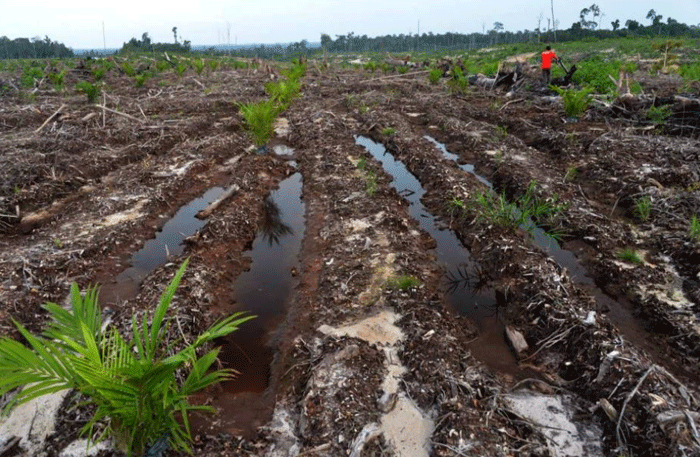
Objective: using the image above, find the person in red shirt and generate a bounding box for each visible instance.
[541,45,558,84]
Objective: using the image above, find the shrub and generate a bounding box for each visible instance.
[239,100,280,147]
[0,260,253,456]
[207,59,219,71]
[551,86,593,118]
[76,81,100,103]
[397,65,409,74]
[156,60,170,73]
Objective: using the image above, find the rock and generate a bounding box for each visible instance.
[0,390,68,456]
[505,325,529,356]
[59,439,111,457]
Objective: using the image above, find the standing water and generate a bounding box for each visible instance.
[355,136,521,376]
[202,172,305,437]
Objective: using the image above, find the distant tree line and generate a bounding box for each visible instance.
[0,36,73,59]
[119,32,191,54]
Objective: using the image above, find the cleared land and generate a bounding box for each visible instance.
[1,45,700,456]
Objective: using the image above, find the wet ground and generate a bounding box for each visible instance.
[1,59,700,456]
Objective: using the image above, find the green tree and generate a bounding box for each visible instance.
[172,26,178,44]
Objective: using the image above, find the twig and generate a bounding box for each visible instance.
[616,365,655,448]
[97,105,146,124]
[360,70,430,83]
[35,104,65,133]
[196,184,240,219]
[102,91,106,128]
[499,98,524,111]
[192,78,206,89]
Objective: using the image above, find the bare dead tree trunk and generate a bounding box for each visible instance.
[551,0,557,42]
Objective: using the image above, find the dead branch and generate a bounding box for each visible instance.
[97,105,146,124]
[196,184,240,219]
[35,104,65,134]
[360,70,430,84]
[616,365,655,448]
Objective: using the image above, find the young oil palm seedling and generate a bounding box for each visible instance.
[689,215,700,242]
[0,259,253,456]
[551,86,594,118]
[239,99,280,147]
[634,196,652,222]
[76,81,101,103]
[265,78,301,108]
[428,68,443,85]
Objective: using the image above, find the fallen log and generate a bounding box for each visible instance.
[196,184,240,219]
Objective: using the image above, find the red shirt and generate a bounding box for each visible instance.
[541,50,557,69]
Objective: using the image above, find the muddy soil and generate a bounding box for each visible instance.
[1,61,700,456]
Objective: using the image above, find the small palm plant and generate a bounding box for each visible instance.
[551,86,594,118]
[0,260,253,456]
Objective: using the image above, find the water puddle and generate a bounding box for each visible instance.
[425,136,691,378]
[101,187,225,304]
[211,172,305,436]
[354,136,522,377]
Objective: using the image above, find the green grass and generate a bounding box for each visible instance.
[472,181,564,236]
[381,127,396,136]
[175,63,187,77]
[633,196,652,222]
[0,260,253,456]
[689,215,700,242]
[386,275,421,290]
[239,100,280,147]
[551,86,594,117]
[617,248,642,264]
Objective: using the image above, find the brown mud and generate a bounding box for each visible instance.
[1,61,700,456]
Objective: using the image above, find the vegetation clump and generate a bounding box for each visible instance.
[76,81,101,103]
[0,260,253,456]
[617,248,643,264]
[551,86,593,118]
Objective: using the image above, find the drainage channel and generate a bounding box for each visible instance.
[100,187,225,305]
[425,135,694,379]
[355,136,525,378]
[203,171,305,437]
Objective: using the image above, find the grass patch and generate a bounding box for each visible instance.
[617,248,642,264]
[381,127,396,136]
[471,181,564,237]
[647,105,672,125]
[386,275,421,290]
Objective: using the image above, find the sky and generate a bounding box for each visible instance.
[1,0,699,50]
